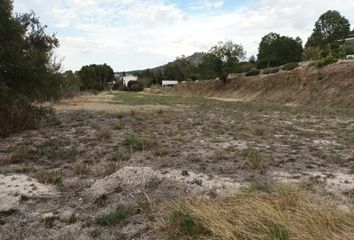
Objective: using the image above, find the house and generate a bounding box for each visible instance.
[345,30,354,44]
[122,75,138,86]
[162,80,178,87]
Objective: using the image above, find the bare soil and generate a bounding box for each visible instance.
[171,60,354,108]
[0,92,354,239]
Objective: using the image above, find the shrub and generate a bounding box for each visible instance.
[0,100,41,138]
[281,62,299,71]
[130,83,143,92]
[95,205,128,226]
[245,68,260,76]
[169,209,203,236]
[123,134,153,152]
[315,54,337,67]
[263,67,280,75]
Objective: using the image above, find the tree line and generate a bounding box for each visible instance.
[136,10,353,85]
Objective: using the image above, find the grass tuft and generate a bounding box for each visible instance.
[95,204,128,226]
[161,184,354,240]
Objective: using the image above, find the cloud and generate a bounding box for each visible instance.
[189,0,224,10]
[13,0,354,71]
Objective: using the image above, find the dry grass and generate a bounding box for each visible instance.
[161,184,354,240]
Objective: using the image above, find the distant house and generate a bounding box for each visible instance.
[345,30,354,44]
[122,75,138,86]
[162,80,178,87]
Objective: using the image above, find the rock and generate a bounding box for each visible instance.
[59,210,76,224]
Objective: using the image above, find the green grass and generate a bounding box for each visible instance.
[169,209,204,236]
[95,205,128,226]
[123,134,153,152]
[112,92,354,118]
[246,148,264,170]
[37,138,78,160]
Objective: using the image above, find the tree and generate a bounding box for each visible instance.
[303,46,323,61]
[306,10,350,56]
[163,56,194,82]
[0,0,63,137]
[77,64,114,91]
[208,41,246,82]
[257,33,303,68]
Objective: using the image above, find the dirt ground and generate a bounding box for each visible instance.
[1,91,354,240]
[171,60,354,108]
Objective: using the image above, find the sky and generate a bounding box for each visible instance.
[13,0,354,72]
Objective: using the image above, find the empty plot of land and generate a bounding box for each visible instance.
[0,92,354,239]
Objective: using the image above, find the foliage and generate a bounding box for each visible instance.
[77,64,114,91]
[61,71,80,98]
[95,205,128,226]
[208,41,246,82]
[303,46,323,61]
[0,1,64,137]
[169,209,204,236]
[164,56,195,82]
[306,10,350,57]
[245,68,260,76]
[315,54,337,67]
[281,62,299,71]
[257,32,303,68]
[263,67,280,75]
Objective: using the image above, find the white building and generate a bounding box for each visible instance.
[162,80,178,87]
[122,75,138,86]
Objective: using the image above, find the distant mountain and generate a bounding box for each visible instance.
[126,52,207,74]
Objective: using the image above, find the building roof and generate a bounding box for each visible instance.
[347,30,354,39]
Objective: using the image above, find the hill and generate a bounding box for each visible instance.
[170,61,354,108]
[127,52,206,74]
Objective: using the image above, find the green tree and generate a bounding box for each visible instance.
[163,56,194,82]
[0,0,63,137]
[208,41,246,82]
[306,10,350,56]
[78,64,114,91]
[257,33,303,68]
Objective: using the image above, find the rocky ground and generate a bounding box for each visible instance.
[1,92,354,240]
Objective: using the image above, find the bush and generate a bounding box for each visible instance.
[263,67,280,75]
[245,68,261,76]
[315,54,337,67]
[130,83,143,92]
[95,205,128,226]
[281,62,299,71]
[0,99,41,138]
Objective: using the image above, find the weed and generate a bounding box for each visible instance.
[95,204,128,226]
[38,138,78,160]
[246,148,264,169]
[111,151,129,162]
[37,170,62,185]
[9,148,33,164]
[266,224,289,240]
[163,184,354,239]
[330,153,343,165]
[94,129,111,140]
[145,176,161,190]
[153,147,169,157]
[72,163,90,176]
[113,121,125,130]
[169,209,203,236]
[104,162,120,176]
[123,134,153,152]
[214,150,228,161]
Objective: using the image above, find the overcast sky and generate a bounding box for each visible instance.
[13,0,354,72]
